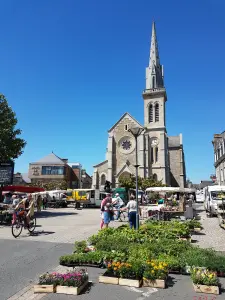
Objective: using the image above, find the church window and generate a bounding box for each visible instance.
[153,173,158,181]
[152,76,156,89]
[149,104,153,123]
[151,147,154,163]
[155,103,159,122]
[100,174,106,185]
[122,140,132,150]
[155,147,158,162]
[124,124,128,131]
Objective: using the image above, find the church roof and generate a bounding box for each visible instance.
[31,153,66,165]
[93,160,108,168]
[168,136,181,148]
[108,112,143,133]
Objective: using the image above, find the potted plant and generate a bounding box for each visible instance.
[191,267,220,295]
[118,262,143,287]
[99,261,120,285]
[143,260,168,288]
[56,269,89,295]
[34,273,57,293]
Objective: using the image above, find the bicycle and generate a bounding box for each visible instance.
[118,210,128,222]
[11,211,36,238]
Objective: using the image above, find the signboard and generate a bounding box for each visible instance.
[0,161,14,185]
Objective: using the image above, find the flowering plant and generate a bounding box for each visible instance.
[39,269,88,288]
[107,261,142,279]
[143,260,168,281]
[191,267,219,286]
[39,273,58,286]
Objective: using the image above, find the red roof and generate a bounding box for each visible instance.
[2,185,45,193]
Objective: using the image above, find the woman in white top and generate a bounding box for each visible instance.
[121,195,141,229]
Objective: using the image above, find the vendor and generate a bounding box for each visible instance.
[158,195,165,205]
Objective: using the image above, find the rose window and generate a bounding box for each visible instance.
[121,140,132,150]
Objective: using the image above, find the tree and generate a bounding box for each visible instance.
[31,180,68,191]
[0,94,26,161]
[118,174,167,190]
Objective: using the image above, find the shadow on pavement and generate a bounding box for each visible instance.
[36,211,78,218]
[81,282,94,295]
[29,230,55,236]
[167,276,176,288]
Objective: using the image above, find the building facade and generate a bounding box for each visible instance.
[212,132,225,185]
[92,22,186,189]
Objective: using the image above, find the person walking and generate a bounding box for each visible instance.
[101,194,113,228]
[37,195,42,212]
[121,195,140,229]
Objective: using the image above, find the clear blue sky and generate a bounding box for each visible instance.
[0,0,224,183]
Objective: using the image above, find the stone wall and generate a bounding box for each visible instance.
[169,148,181,187]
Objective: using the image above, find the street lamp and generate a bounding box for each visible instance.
[128,126,144,230]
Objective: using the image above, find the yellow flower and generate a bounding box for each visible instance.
[151,270,155,273]
[114,267,117,271]
[108,264,111,268]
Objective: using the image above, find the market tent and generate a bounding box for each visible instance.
[2,186,45,193]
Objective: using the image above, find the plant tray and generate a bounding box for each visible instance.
[119,278,142,288]
[99,273,119,285]
[194,228,202,232]
[179,237,191,242]
[60,262,101,268]
[34,284,56,293]
[56,280,89,295]
[143,279,166,289]
[193,283,219,294]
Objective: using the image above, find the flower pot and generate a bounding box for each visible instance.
[194,228,202,232]
[119,278,142,288]
[193,283,219,295]
[34,284,56,293]
[143,278,166,289]
[56,280,88,295]
[99,272,119,285]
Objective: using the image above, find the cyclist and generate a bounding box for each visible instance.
[15,194,35,227]
[112,193,124,220]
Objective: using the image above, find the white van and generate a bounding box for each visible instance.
[204,185,225,216]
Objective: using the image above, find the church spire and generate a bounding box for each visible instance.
[146,21,164,90]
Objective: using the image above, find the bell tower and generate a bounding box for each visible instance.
[143,22,169,185]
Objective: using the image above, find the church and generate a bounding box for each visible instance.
[92,22,186,190]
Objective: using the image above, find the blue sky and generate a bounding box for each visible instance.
[0,0,224,183]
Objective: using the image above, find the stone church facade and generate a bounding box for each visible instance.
[92,22,186,190]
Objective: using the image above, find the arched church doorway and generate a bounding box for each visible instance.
[153,173,158,181]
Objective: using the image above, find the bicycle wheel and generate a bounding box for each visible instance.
[120,212,128,222]
[28,217,36,233]
[12,220,23,238]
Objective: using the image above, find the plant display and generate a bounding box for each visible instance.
[191,268,219,286]
[38,269,88,288]
[60,251,103,266]
[107,261,143,279]
[143,260,168,281]
[39,273,58,286]
[54,269,88,287]
[59,220,225,277]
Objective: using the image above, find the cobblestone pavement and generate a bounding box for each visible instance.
[3,205,225,300]
[192,204,225,252]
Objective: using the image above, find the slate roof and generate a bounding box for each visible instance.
[31,153,66,165]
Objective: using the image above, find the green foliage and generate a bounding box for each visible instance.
[60,251,103,265]
[74,240,87,253]
[191,268,219,286]
[118,174,167,190]
[0,94,26,161]
[31,180,68,190]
